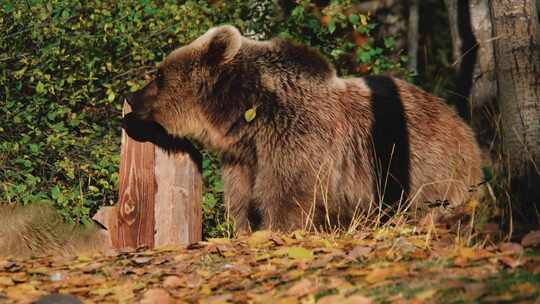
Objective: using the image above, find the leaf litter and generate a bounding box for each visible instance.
[1,227,540,303]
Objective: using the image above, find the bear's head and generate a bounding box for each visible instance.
[125,25,335,151]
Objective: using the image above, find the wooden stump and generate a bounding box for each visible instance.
[94,101,202,250]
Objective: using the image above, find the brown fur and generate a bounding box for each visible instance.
[0,204,112,258]
[125,25,483,232]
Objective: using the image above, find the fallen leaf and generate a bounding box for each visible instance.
[374,228,396,241]
[286,279,316,297]
[271,235,285,246]
[521,230,540,247]
[11,272,28,283]
[464,283,486,300]
[141,288,172,304]
[482,292,515,302]
[207,238,231,245]
[163,275,184,288]
[247,230,273,247]
[500,256,525,268]
[499,242,523,255]
[287,247,314,260]
[326,277,353,289]
[276,296,300,304]
[415,289,437,301]
[113,283,135,302]
[511,282,537,295]
[365,265,407,284]
[318,294,372,304]
[291,230,304,240]
[393,238,416,255]
[200,293,233,304]
[0,276,14,286]
[346,295,373,304]
[317,295,343,304]
[77,256,92,263]
[5,283,44,302]
[347,245,372,260]
[464,199,479,214]
[456,247,492,265]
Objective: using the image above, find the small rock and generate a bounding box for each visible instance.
[133,257,152,265]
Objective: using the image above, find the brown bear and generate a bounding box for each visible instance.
[124,25,484,232]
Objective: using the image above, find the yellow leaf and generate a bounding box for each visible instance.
[291,230,304,240]
[464,199,479,214]
[0,277,14,286]
[273,247,289,256]
[360,14,368,26]
[511,282,537,295]
[287,246,314,260]
[207,237,231,245]
[255,253,272,262]
[320,294,373,304]
[77,255,92,262]
[247,230,272,247]
[244,107,257,122]
[415,289,437,301]
[365,265,407,284]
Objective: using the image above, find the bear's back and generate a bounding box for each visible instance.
[338,76,483,213]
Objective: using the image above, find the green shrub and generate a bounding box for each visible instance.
[0,0,404,237]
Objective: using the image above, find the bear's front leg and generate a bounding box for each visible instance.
[255,169,322,232]
[221,162,257,233]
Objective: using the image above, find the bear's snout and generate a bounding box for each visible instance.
[126,92,141,111]
[126,91,152,121]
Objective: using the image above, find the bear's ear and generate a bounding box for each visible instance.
[199,25,242,65]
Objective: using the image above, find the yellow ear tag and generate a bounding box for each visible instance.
[244,107,257,123]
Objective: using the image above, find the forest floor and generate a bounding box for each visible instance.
[2,226,540,304]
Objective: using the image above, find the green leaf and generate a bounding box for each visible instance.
[51,186,61,200]
[348,14,359,25]
[384,37,396,49]
[36,82,46,94]
[29,144,39,154]
[107,91,116,102]
[328,19,336,34]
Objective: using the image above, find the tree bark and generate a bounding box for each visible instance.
[469,0,498,111]
[490,0,540,176]
[444,0,498,124]
[407,0,419,73]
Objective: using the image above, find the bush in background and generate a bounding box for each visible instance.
[0,0,403,237]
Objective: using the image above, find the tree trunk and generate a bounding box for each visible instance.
[490,0,540,225]
[490,0,540,176]
[407,0,419,74]
[444,0,498,125]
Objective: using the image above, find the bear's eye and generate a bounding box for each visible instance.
[156,70,165,87]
